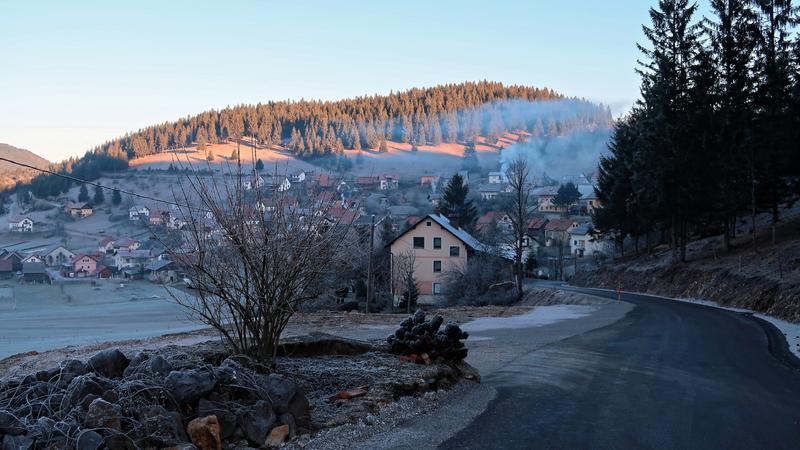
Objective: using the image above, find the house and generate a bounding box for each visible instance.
[545,219,578,246]
[115,249,155,271]
[95,265,113,279]
[488,172,506,184]
[356,176,380,188]
[478,184,503,200]
[427,193,442,207]
[146,259,178,283]
[316,173,332,189]
[476,211,513,234]
[167,215,187,230]
[379,175,400,190]
[579,188,601,216]
[244,175,265,191]
[420,175,439,186]
[21,254,44,265]
[570,224,610,257]
[533,186,564,214]
[290,170,308,183]
[114,237,141,252]
[66,202,93,219]
[527,217,549,243]
[0,251,23,272]
[8,216,34,233]
[21,262,50,284]
[457,170,470,185]
[264,175,291,192]
[386,214,490,305]
[99,236,116,253]
[42,245,75,267]
[0,258,14,279]
[148,210,169,226]
[71,254,99,277]
[129,206,151,221]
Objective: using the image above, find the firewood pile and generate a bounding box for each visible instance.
[386,309,469,363]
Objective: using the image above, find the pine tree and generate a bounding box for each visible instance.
[111,189,122,206]
[93,184,105,205]
[255,159,264,171]
[78,184,89,202]
[439,173,478,230]
[379,140,388,153]
[553,182,581,209]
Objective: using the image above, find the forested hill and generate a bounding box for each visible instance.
[23,81,612,197]
[0,143,50,190]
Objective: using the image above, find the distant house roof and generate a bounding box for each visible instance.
[478,183,503,193]
[42,244,73,257]
[387,205,419,217]
[545,219,575,232]
[117,249,153,259]
[316,174,331,188]
[532,186,559,197]
[115,237,139,248]
[22,262,46,274]
[528,217,549,230]
[477,211,509,225]
[356,176,379,185]
[99,236,116,247]
[67,202,91,210]
[569,223,593,236]
[8,215,32,224]
[146,259,173,272]
[71,253,99,264]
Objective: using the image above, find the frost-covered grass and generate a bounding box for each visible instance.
[461,305,597,333]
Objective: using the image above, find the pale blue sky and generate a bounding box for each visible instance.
[0,1,709,162]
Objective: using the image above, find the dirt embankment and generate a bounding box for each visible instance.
[573,219,800,324]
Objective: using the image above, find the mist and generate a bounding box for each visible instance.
[500,128,611,181]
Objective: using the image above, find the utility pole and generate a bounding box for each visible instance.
[366,214,375,314]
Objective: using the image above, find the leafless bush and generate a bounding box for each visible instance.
[164,149,351,361]
[443,254,514,306]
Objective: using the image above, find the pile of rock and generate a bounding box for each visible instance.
[386,309,469,363]
[0,347,309,449]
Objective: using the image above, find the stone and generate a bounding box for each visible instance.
[85,398,122,431]
[162,445,198,450]
[263,374,296,414]
[76,430,103,450]
[2,435,33,450]
[278,413,296,439]
[87,348,130,379]
[165,369,216,407]
[57,359,88,384]
[103,433,137,450]
[276,333,374,357]
[187,415,221,450]
[124,353,173,377]
[0,409,27,435]
[238,400,275,446]
[328,388,367,402]
[264,424,290,447]
[61,376,104,410]
[137,405,189,446]
[197,399,236,439]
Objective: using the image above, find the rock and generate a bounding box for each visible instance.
[287,391,310,427]
[102,433,137,450]
[238,400,275,446]
[263,374,297,414]
[28,416,56,439]
[79,394,100,411]
[197,399,236,439]
[276,333,374,357]
[278,413,296,439]
[165,369,216,407]
[264,424,290,447]
[455,361,481,383]
[124,353,173,377]
[57,359,88,385]
[76,430,103,450]
[187,415,222,450]
[2,435,32,450]
[87,348,130,379]
[85,398,122,431]
[328,388,367,402]
[138,406,189,446]
[0,409,27,435]
[162,445,198,450]
[61,376,104,411]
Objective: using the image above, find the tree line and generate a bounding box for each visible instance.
[595,0,800,261]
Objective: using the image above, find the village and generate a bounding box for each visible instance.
[0,155,612,311]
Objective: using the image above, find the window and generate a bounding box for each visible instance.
[426,221,432,227]
[433,283,442,295]
[449,246,460,257]
[413,237,424,249]
[433,237,442,249]
[433,260,442,272]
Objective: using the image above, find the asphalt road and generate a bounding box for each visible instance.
[440,287,800,450]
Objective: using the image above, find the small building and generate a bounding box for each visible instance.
[476,211,513,234]
[316,173,332,189]
[478,183,503,200]
[427,193,442,207]
[527,217,549,243]
[21,254,44,265]
[146,259,178,283]
[114,237,141,252]
[115,249,155,271]
[379,175,400,190]
[488,172,506,184]
[0,251,23,272]
[357,176,380,188]
[43,245,75,267]
[71,254,99,277]
[99,236,117,254]
[129,206,151,221]
[67,202,93,219]
[8,216,34,233]
[291,170,308,183]
[570,224,610,257]
[545,219,578,246]
[21,262,50,284]
[148,210,169,226]
[533,186,564,214]
[420,175,439,186]
[0,258,14,279]
[244,175,265,191]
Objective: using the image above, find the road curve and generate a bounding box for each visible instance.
[440,287,800,450]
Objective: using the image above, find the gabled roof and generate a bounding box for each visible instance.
[146,259,173,272]
[71,253,99,264]
[386,214,488,253]
[22,262,46,274]
[527,217,549,230]
[545,218,575,231]
[67,202,91,210]
[569,223,593,236]
[477,211,509,225]
[99,236,116,247]
[8,215,33,223]
[478,183,503,193]
[532,186,559,196]
[42,244,74,257]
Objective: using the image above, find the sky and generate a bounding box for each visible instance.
[0,0,711,162]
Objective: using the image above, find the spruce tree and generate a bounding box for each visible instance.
[111,189,122,206]
[93,185,105,205]
[78,184,89,202]
[439,173,478,230]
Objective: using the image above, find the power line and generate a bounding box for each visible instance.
[0,156,193,211]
